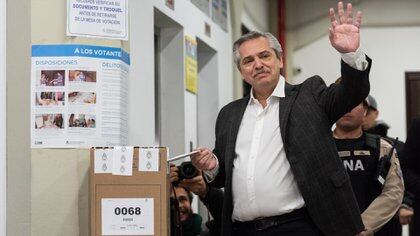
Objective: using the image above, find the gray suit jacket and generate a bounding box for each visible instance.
[210,58,372,236]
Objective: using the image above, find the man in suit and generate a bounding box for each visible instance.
[191,2,371,236]
[400,118,420,235]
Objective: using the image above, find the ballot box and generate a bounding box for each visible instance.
[90,147,169,236]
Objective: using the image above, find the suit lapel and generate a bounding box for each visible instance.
[279,83,298,142]
[227,96,249,173]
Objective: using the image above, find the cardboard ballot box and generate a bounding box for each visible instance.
[90,147,169,236]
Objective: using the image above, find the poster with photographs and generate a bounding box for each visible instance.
[31,44,130,148]
[166,0,174,10]
[185,36,198,94]
[191,0,210,16]
[211,0,227,32]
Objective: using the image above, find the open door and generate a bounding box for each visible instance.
[154,8,185,157]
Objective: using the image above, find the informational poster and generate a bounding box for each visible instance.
[185,36,198,94]
[211,0,227,32]
[220,0,228,31]
[102,198,154,235]
[191,0,210,16]
[31,44,129,148]
[211,0,221,27]
[67,0,128,40]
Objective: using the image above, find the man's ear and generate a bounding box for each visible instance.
[375,110,379,118]
[279,57,284,69]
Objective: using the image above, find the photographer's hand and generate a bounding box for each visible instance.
[179,172,208,198]
[398,207,414,225]
[169,164,179,183]
[191,148,217,171]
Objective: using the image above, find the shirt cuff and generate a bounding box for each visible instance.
[340,48,369,71]
[203,154,219,183]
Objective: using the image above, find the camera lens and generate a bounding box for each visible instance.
[180,161,198,179]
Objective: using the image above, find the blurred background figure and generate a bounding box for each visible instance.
[362,95,414,235]
[170,163,223,236]
[363,95,389,137]
[400,118,420,236]
[333,101,404,236]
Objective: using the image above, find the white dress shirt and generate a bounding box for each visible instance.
[204,49,368,222]
[231,76,305,221]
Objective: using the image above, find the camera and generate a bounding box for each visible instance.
[177,161,199,181]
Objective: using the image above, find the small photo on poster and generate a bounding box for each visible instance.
[69,70,97,83]
[68,92,96,105]
[166,0,174,10]
[37,70,65,87]
[34,113,64,129]
[35,92,65,106]
[69,113,96,128]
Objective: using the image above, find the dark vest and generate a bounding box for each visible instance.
[335,133,382,212]
[335,133,400,236]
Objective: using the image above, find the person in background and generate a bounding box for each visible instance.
[363,95,389,137]
[333,100,404,235]
[400,118,420,235]
[170,185,203,236]
[170,164,224,236]
[362,94,414,234]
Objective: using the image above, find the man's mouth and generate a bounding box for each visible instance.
[179,208,189,219]
[253,71,269,78]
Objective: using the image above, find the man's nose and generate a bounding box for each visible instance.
[254,57,263,69]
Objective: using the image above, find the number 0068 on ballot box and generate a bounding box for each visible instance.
[90,147,169,236]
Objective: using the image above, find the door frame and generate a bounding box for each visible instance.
[405,72,420,129]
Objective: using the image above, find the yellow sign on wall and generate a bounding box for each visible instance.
[185,36,198,94]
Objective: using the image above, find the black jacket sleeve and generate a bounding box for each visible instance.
[311,57,372,125]
[200,187,224,235]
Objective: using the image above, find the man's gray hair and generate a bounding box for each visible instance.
[233,31,283,69]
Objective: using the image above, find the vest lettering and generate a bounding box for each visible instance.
[343,159,365,171]
[354,160,365,171]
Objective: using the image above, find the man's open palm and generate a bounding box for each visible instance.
[329,2,362,53]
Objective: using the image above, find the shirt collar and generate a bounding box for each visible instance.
[249,75,286,104]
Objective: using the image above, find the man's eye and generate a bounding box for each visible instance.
[242,59,252,65]
[260,53,272,59]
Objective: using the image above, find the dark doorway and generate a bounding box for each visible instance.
[405,72,420,129]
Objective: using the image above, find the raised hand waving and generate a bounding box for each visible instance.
[329,2,362,53]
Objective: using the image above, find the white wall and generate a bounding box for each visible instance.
[285,0,420,84]
[242,0,269,31]
[0,0,6,234]
[8,0,30,235]
[129,0,233,146]
[292,26,420,141]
